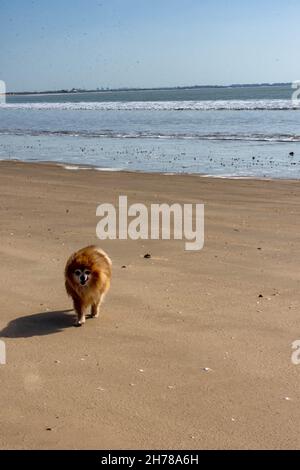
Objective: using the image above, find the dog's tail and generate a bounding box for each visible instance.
[94,247,112,267]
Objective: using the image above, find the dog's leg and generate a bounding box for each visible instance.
[91,293,104,318]
[73,298,86,326]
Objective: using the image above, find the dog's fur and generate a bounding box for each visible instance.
[65,245,112,326]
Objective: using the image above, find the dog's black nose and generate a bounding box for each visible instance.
[80,275,86,283]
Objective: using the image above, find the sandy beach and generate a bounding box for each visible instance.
[0,160,300,449]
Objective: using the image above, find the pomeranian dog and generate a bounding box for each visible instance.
[65,245,112,326]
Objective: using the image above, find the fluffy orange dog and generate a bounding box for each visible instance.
[65,245,112,326]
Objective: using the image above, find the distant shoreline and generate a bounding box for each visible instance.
[7,82,292,96]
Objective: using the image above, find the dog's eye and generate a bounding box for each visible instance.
[74,270,81,276]
[85,270,91,276]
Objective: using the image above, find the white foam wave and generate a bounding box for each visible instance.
[1,128,300,142]
[0,99,299,111]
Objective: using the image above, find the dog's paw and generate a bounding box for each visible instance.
[91,312,100,318]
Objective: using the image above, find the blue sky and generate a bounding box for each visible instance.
[1,0,300,91]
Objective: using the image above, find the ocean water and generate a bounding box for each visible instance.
[1,85,300,178]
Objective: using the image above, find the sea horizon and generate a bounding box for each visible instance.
[6,81,293,95]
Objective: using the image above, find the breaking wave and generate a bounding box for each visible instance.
[1,99,300,111]
[1,128,300,142]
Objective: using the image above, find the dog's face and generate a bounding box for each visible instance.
[65,246,112,298]
[72,266,92,287]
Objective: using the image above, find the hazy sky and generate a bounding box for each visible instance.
[1,0,300,91]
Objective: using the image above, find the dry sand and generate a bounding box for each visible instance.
[0,160,300,449]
